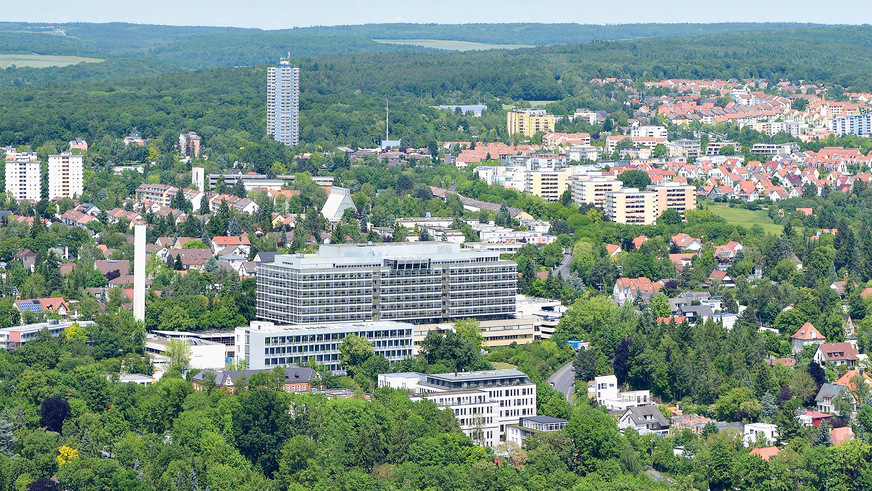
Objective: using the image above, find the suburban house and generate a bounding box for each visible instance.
[815,383,853,415]
[743,422,778,446]
[593,375,652,411]
[15,249,37,272]
[706,270,735,288]
[671,233,702,251]
[813,342,860,368]
[212,236,251,256]
[506,416,569,446]
[749,446,780,461]
[192,366,318,393]
[613,277,663,306]
[790,322,825,354]
[617,405,670,436]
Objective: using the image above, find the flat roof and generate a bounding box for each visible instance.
[426,369,529,382]
[241,320,414,334]
[0,320,94,335]
[521,416,568,424]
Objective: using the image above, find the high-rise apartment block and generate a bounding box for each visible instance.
[5,153,41,201]
[48,152,84,200]
[829,114,872,137]
[179,132,201,157]
[256,242,517,325]
[267,60,300,146]
[604,188,658,225]
[571,173,623,208]
[507,108,555,137]
[647,182,696,218]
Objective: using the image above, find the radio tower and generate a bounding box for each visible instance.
[385,98,390,141]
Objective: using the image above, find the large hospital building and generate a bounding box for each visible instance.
[256,242,517,325]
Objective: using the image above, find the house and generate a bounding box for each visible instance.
[834,369,872,392]
[191,366,318,393]
[814,342,860,368]
[831,427,855,446]
[94,259,131,278]
[506,416,569,446]
[593,375,652,411]
[790,322,825,354]
[743,423,778,446]
[15,249,36,272]
[605,244,622,258]
[212,236,251,256]
[165,249,213,271]
[706,270,735,288]
[796,410,833,428]
[613,277,662,306]
[671,233,702,251]
[749,446,780,461]
[816,383,854,415]
[714,241,743,260]
[617,404,670,436]
[631,236,649,249]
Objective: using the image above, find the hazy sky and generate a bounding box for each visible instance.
[5,0,871,29]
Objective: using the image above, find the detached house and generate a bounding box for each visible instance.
[814,342,860,368]
[613,277,662,306]
[790,322,825,354]
[671,233,702,251]
[618,405,670,436]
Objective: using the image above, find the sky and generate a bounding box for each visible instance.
[5,0,871,29]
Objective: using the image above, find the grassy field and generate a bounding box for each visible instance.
[0,54,104,69]
[706,204,784,235]
[373,39,533,51]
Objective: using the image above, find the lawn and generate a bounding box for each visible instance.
[706,204,784,235]
[0,54,104,69]
[372,39,533,51]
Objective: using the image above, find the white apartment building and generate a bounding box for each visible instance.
[593,374,652,411]
[568,144,600,162]
[145,334,226,371]
[256,243,517,325]
[604,188,658,225]
[379,369,537,447]
[5,155,41,201]
[525,170,569,202]
[630,125,668,139]
[48,152,84,200]
[506,416,568,446]
[267,60,300,146]
[830,114,872,137]
[236,320,413,373]
[571,173,622,208]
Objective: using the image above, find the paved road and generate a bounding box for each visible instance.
[555,251,572,280]
[546,360,575,403]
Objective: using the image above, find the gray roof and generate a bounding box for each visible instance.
[816,383,849,402]
[193,366,318,386]
[622,404,670,428]
[522,415,568,424]
[256,252,279,263]
[426,369,528,383]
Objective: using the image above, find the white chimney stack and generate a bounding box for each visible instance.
[133,223,146,322]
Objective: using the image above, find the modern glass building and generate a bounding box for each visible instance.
[256,242,517,325]
[267,60,299,146]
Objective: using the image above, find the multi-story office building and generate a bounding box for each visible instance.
[48,152,84,200]
[5,154,41,201]
[267,60,300,146]
[236,320,414,372]
[604,188,658,225]
[379,369,537,447]
[507,108,556,137]
[257,242,517,325]
[648,182,696,218]
[571,173,622,208]
[830,114,872,137]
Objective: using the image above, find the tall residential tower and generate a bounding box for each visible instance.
[267,60,300,147]
[47,152,84,200]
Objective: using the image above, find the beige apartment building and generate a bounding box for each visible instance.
[571,174,623,208]
[48,152,84,200]
[648,182,696,217]
[604,188,658,225]
[525,170,569,202]
[507,108,556,137]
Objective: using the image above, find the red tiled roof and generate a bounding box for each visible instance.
[790,322,823,340]
[750,446,780,461]
[818,342,860,362]
[831,427,855,446]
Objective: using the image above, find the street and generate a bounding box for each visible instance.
[546,360,575,403]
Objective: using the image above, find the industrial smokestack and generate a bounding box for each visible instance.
[133,223,146,322]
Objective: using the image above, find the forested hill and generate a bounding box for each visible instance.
[0,21,824,66]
